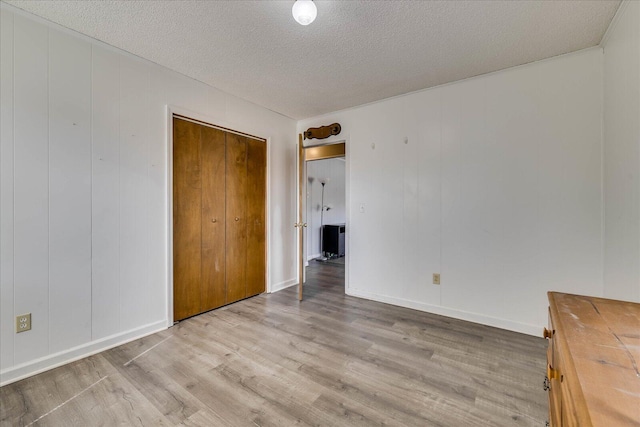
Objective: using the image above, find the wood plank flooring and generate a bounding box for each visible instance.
[1,262,548,426]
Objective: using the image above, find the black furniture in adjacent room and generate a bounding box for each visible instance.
[322,223,345,257]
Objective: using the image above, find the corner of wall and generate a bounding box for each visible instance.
[601,0,640,302]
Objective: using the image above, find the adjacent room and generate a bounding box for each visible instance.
[1,1,638,426]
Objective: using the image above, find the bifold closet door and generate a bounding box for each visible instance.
[225,133,248,303]
[246,139,266,297]
[200,126,226,311]
[173,119,202,321]
[173,120,227,320]
[174,116,266,321]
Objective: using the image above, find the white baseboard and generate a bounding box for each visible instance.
[346,288,541,337]
[270,278,298,293]
[0,320,167,386]
[307,253,321,261]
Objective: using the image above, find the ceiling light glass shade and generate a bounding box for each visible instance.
[292,0,317,26]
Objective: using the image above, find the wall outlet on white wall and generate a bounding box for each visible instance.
[16,313,32,333]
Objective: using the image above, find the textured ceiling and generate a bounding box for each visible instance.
[5,1,620,119]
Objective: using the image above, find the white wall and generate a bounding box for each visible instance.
[602,1,640,303]
[306,158,346,259]
[298,48,604,335]
[0,5,297,385]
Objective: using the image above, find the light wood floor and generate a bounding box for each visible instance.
[1,262,548,426]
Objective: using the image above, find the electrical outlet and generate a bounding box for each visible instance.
[433,273,440,285]
[16,313,31,333]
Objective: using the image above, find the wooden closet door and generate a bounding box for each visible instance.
[173,118,202,321]
[225,133,248,303]
[201,127,226,311]
[246,139,266,297]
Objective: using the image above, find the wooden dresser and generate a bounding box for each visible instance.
[545,292,640,426]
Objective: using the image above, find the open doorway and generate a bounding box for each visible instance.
[306,157,346,265]
[303,155,346,300]
[296,139,346,301]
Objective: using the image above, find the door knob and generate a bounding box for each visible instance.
[211,218,217,223]
[235,217,240,221]
[547,364,560,381]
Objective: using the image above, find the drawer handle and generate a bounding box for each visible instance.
[543,327,553,339]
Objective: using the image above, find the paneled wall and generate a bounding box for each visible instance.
[306,158,346,259]
[603,1,640,303]
[299,48,604,335]
[0,6,297,384]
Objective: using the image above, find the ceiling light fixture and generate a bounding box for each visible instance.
[292,0,317,26]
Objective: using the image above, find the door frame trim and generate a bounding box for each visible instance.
[166,105,271,326]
